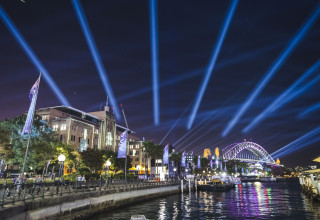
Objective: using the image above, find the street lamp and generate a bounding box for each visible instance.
[58,154,65,178]
[137,165,141,175]
[106,160,111,181]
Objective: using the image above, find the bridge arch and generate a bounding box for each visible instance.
[222,141,276,164]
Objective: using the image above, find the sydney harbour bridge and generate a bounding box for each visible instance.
[221,141,278,166]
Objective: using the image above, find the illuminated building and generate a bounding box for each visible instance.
[203,148,212,158]
[36,105,146,173]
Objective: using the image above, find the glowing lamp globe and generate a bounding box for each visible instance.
[58,154,66,162]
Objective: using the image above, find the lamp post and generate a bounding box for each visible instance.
[137,165,141,176]
[106,160,111,182]
[58,154,65,178]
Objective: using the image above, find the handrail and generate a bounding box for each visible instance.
[0,179,181,208]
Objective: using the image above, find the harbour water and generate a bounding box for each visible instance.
[92,180,320,219]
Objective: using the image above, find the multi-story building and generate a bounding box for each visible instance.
[203,148,212,158]
[37,106,103,151]
[36,105,146,173]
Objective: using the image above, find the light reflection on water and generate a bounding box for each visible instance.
[93,181,320,219]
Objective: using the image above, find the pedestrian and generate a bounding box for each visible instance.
[16,176,21,191]
[82,175,86,182]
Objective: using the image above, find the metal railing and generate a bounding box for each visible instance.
[0,179,180,207]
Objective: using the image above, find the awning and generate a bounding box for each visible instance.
[303,169,320,173]
[313,157,320,163]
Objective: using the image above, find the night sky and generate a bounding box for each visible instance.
[0,0,319,167]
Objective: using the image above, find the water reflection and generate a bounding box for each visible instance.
[92,181,320,219]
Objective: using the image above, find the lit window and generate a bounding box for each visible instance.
[42,115,48,121]
[136,145,139,148]
[60,124,66,131]
[53,124,59,131]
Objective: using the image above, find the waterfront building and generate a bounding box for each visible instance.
[203,148,211,158]
[36,106,103,151]
[36,105,145,173]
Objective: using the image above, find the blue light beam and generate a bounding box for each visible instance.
[0,5,70,106]
[271,126,320,158]
[71,0,121,120]
[187,0,239,130]
[298,102,320,119]
[149,0,160,125]
[275,136,320,158]
[222,4,320,137]
[243,60,320,133]
[159,105,190,145]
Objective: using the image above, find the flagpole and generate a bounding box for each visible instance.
[21,73,41,178]
[120,105,129,181]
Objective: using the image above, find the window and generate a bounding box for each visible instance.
[130,145,133,149]
[60,124,66,131]
[136,145,139,148]
[71,135,76,142]
[60,134,65,141]
[72,124,77,131]
[79,137,82,143]
[53,124,59,131]
[87,139,89,144]
[42,115,48,121]
[95,129,99,134]
[135,158,139,162]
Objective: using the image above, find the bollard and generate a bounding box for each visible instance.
[181,180,183,194]
[317,183,320,195]
[195,180,197,191]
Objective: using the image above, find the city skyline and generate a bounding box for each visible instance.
[0,0,319,167]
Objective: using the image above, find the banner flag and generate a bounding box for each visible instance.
[235,165,237,172]
[220,162,223,171]
[163,144,169,164]
[210,159,213,170]
[197,156,201,168]
[181,151,186,167]
[21,75,40,135]
[117,130,127,158]
[216,159,219,168]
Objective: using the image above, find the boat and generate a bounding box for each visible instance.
[131,215,148,220]
[233,177,241,184]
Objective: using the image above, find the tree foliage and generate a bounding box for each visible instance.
[80,148,104,173]
[0,114,58,172]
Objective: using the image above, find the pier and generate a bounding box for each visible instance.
[0,179,186,220]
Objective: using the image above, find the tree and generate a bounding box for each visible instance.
[55,142,81,173]
[200,157,210,171]
[170,151,182,174]
[80,148,104,173]
[143,141,163,176]
[0,114,59,172]
[0,125,13,162]
[226,159,248,174]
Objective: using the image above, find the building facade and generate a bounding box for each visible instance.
[203,148,212,158]
[36,105,145,172]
